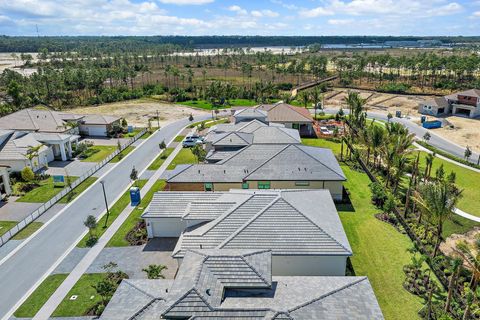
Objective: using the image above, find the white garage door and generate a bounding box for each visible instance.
[151,219,185,237]
[88,126,107,137]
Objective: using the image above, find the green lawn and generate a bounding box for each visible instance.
[123,128,142,138]
[14,274,68,318]
[148,148,174,170]
[173,135,185,142]
[110,146,134,163]
[176,100,230,110]
[12,222,43,240]
[107,180,166,247]
[16,176,78,203]
[339,165,424,320]
[52,273,105,317]
[77,180,147,248]
[81,146,116,162]
[204,118,229,129]
[139,128,158,139]
[418,151,480,218]
[167,148,196,170]
[301,138,342,156]
[59,177,97,204]
[0,221,17,236]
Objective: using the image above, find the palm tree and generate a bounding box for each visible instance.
[415,180,462,257]
[445,257,462,312]
[26,145,42,169]
[370,125,385,168]
[424,153,435,182]
[142,264,168,279]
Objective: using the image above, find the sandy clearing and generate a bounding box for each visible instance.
[432,117,480,153]
[64,100,209,127]
[440,227,480,258]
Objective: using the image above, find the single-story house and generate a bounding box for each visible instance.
[101,249,384,319]
[76,114,121,137]
[143,189,352,276]
[204,120,301,162]
[419,89,480,118]
[0,108,120,173]
[167,143,346,200]
[0,131,79,172]
[232,102,315,136]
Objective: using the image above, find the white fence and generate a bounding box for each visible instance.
[0,128,147,247]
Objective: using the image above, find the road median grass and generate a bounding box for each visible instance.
[77,180,147,248]
[14,274,68,318]
[110,146,135,163]
[107,179,166,247]
[59,177,98,204]
[148,148,174,170]
[173,135,185,142]
[12,222,43,240]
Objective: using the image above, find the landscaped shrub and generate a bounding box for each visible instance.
[369,181,387,207]
[21,167,35,182]
[126,221,148,246]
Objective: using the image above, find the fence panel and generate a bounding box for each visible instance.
[0,127,148,247]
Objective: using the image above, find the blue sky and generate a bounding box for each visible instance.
[0,0,479,36]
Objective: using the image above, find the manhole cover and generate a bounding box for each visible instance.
[69,295,78,300]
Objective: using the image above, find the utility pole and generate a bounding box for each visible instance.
[156,110,160,128]
[99,181,110,228]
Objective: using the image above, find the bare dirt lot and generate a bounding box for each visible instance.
[324,88,431,119]
[65,99,208,127]
[432,117,480,153]
[440,227,480,258]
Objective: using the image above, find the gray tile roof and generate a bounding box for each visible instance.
[234,108,268,119]
[142,192,251,219]
[168,144,345,183]
[205,150,238,162]
[101,249,383,320]
[211,132,253,147]
[0,132,48,161]
[142,192,224,218]
[79,114,121,125]
[0,108,69,132]
[173,190,351,258]
[445,89,480,101]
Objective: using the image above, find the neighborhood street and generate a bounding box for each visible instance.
[322,108,480,163]
[0,115,211,319]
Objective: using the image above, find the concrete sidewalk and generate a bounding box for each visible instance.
[32,128,190,320]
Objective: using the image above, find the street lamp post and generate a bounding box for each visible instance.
[99,180,110,228]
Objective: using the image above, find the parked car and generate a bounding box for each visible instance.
[187,134,204,142]
[182,135,204,148]
[320,126,332,135]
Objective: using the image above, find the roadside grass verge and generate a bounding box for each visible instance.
[107,179,167,247]
[339,164,424,320]
[52,273,105,317]
[0,221,17,236]
[14,274,68,318]
[76,180,147,248]
[80,146,116,162]
[417,141,480,170]
[16,176,79,203]
[59,177,98,204]
[12,222,43,240]
[110,146,135,163]
[417,151,480,218]
[148,148,174,171]
[123,128,143,138]
[173,135,185,142]
[167,148,196,170]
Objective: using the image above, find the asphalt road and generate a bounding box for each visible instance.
[321,108,480,163]
[0,115,213,319]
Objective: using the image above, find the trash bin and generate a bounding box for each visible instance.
[130,187,141,206]
[421,116,426,123]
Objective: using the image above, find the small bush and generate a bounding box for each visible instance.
[86,236,98,247]
[369,182,387,208]
[21,167,35,182]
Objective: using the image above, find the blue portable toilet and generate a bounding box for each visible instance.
[130,187,141,206]
[395,110,401,118]
[421,116,426,123]
[127,125,133,133]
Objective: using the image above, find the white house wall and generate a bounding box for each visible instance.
[146,218,187,238]
[272,255,347,276]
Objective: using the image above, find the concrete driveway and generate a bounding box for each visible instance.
[80,137,130,146]
[46,161,97,177]
[0,198,41,221]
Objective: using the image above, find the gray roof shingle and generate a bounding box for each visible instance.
[173,190,351,258]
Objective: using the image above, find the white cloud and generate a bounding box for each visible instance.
[299,7,334,18]
[251,9,279,18]
[299,0,464,18]
[472,11,480,17]
[328,19,353,25]
[157,0,214,4]
[228,5,247,15]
